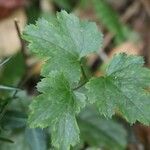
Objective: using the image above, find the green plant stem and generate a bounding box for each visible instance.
[73,64,88,91]
[73,80,87,91]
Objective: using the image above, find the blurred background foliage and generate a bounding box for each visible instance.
[0,0,150,149]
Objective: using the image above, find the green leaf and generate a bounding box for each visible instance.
[0,130,30,150]
[8,91,31,112]
[25,128,48,150]
[86,53,150,124]
[23,10,102,83]
[0,57,11,68]
[1,110,27,129]
[93,0,124,39]
[0,137,14,143]
[0,53,25,86]
[0,85,20,91]
[93,0,139,44]
[28,73,86,150]
[78,107,127,150]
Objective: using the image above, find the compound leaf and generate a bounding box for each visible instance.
[28,73,86,150]
[23,10,102,83]
[86,53,150,124]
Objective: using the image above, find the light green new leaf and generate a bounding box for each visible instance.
[23,10,103,83]
[28,73,86,150]
[86,53,150,124]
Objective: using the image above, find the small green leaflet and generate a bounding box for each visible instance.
[23,10,103,83]
[86,53,150,124]
[28,73,86,150]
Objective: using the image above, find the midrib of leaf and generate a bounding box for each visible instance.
[59,15,80,54]
[79,24,85,57]
[103,78,111,115]
[58,14,85,58]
